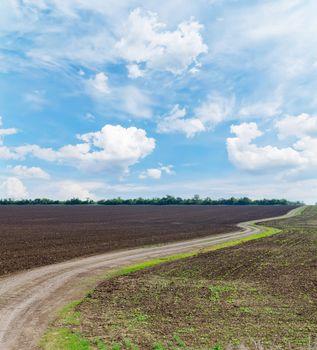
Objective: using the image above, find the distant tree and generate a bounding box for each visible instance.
[0,197,303,206]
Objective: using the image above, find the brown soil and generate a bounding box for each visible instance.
[76,206,317,349]
[0,205,294,276]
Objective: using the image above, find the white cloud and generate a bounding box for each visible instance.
[54,181,101,200]
[293,137,317,170]
[229,122,262,142]
[0,177,28,199]
[157,105,205,138]
[116,8,208,75]
[0,146,20,160]
[0,2,211,73]
[127,64,145,79]
[227,122,305,172]
[194,94,234,129]
[139,165,173,180]
[9,165,50,180]
[139,168,162,180]
[4,124,155,174]
[158,95,233,137]
[0,117,18,144]
[276,113,317,139]
[86,72,110,98]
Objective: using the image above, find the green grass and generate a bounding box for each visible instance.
[40,328,91,350]
[95,337,108,350]
[173,334,186,347]
[208,284,236,302]
[132,312,148,322]
[58,300,82,326]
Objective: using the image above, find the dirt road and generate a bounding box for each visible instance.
[0,207,302,350]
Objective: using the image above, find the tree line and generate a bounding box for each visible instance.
[0,195,303,206]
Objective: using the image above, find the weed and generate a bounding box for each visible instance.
[212,345,223,350]
[173,334,186,347]
[133,312,148,322]
[124,338,139,350]
[95,337,108,350]
[239,307,253,314]
[208,284,235,302]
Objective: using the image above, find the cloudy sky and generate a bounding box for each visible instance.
[1,0,317,202]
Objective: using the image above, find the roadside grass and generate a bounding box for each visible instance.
[40,207,313,350]
[40,328,91,350]
[58,300,82,326]
[200,227,281,254]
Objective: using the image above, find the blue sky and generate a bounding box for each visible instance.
[1,0,317,202]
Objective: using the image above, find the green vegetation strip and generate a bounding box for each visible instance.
[40,225,282,350]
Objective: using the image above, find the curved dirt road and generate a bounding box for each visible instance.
[0,207,302,350]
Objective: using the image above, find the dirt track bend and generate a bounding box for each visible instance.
[0,207,302,350]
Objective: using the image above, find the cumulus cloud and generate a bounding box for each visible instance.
[127,64,145,79]
[116,8,208,75]
[1,124,156,174]
[226,122,305,172]
[0,177,28,199]
[139,165,174,180]
[157,95,233,137]
[8,165,50,180]
[276,113,317,139]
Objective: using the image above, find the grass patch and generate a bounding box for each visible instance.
[208,284,236,302]
[132,312,148,322]
[94,337,108,350]
[40,328,91,350]
[173,334,186,347]
[58,300,82,326]
[239,307,253,314]
[110,252,196,277]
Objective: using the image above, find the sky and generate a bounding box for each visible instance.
[1,0,317,203]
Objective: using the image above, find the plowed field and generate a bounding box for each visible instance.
[0,205,295,276]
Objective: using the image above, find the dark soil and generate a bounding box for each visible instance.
[0,205,294,276]
[76,206,317,349]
